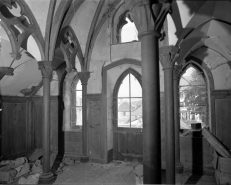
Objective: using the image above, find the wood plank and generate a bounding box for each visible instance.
[215,99,231,149]
[1,102,27,157]
[33,101,43,149]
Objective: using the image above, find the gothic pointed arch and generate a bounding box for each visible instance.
[0,0,45,59]
[113,68,142,129]
[59,26,84,72]
[178,57,214,131]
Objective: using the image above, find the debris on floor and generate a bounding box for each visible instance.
[0,157,28,168]
[31,160,43,174]
[203,128,231,185]
[0,158,30,184]
[54,157,77,175]
[0,149,82,184]
[18,173,41,184]
[29,149,43,162]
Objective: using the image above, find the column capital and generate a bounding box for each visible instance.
[159,46,180,70]
[125,0,172,38]
[78,71,90,85]
[38,61,53,78]
[0,67,14,80]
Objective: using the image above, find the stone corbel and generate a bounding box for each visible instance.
[0,67,14,80]
[125,0,172,38]
[78,71,90,85]
[159,46,180,69]
[38,61,53,79]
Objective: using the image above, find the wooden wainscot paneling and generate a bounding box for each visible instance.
[211,90,231,150]
[0,95,62,159]
[87,94,102,162]
[1,96,28,158]
[31,97,43,150]
[31,96,61,152]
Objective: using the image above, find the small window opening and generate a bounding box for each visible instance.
[120,17,138,43]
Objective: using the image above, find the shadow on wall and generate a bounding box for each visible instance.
[51,63,66,176]
[172,0,231,182]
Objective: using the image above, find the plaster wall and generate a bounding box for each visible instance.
[191,48,231,90]
[88,61,105,94]
[0,61,41,96]
[24,0,50,37]
[91,21,110,62]
[70,0,98,54]
[167,1,196,45]
[110,42,141,62]
[88,20,111,94]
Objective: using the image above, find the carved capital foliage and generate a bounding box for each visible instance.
[78,72,90,85]
[0,67,14,80]
[0,0,44,59]
[60,26,83,71]
[38,61,53,78]
[125,0,171,37]
[159,46,180,69]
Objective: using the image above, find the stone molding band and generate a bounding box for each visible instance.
[138,30,161,39]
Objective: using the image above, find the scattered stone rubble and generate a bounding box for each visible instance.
[0,149,79,184]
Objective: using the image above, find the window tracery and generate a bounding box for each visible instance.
[179,65,209,130]
[114,68,142,128]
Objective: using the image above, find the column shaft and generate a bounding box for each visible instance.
[78,72,90,163]
[174,70,183,173]
[43,76,51,173]
[141,33,161,184]
[38,61,54,184]
[82,83,88,159]
[164,68,175,183]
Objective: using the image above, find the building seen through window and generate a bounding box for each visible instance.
[117,73,142,128]
[179,66,208,130]
[71,80,82,126]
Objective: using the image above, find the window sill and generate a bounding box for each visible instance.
[64,125,82,132]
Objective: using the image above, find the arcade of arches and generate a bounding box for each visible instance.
[1,0,231,184]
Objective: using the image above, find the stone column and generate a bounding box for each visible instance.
[174,67,184,174]
[160,46,179,184]
[125,0,172,184]
[38,61,54,184]
[78,71,90,163]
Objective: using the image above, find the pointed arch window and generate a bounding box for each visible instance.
[114,69,142,128]
[71,79,82,127]
[179,65,208,129]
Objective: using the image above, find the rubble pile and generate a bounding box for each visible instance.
[0,149,79,184]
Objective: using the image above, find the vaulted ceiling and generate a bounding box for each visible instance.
[1,0,231,96]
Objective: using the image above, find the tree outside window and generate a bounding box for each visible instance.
[179,66,208,129]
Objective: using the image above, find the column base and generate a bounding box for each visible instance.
[175,163,184,174]
[38,172,55,184]
[80,155,89,163]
